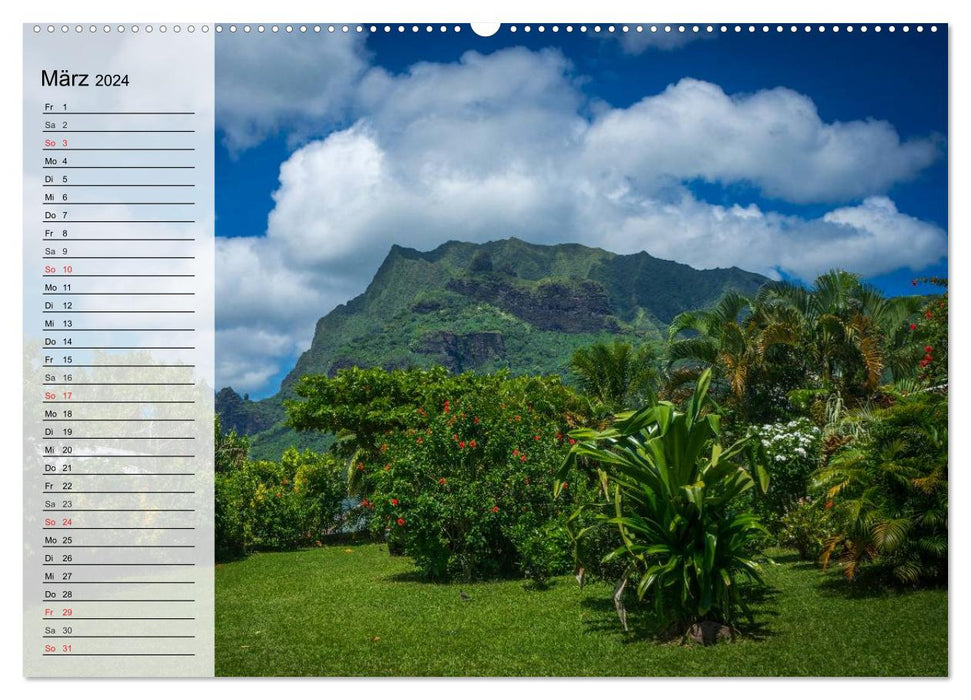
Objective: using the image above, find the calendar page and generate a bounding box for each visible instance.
[22,20,949,678]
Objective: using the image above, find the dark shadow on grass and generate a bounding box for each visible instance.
[320,531,380,547]
[576,583,780,644]
[815,566,947,600]
[382,569,530,586]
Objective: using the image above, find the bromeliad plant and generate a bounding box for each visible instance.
[557,369,770,635]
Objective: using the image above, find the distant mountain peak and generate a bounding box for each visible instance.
[216,238,769,447]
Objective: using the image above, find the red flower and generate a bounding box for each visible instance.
[925,345,933,352]
[357,462,365,471]
[514,415,521,421]
[473,417,480,424]
[443,400,450,414]
[520,455,527,463]
[534,435,541,441]
[390,498,399,506]
[920,359,929,367]
[825,500,834,510]
[512,449,519,457]
[396,518,405,526]
[469,440,477,448]
[439,477,447,485]
[459,441,466,449]
[561,482,568,490]
[910,323,917,331]
[361,499,369,507]
[492,506,499,513]
[555,433,562,440]
[568,438,576,445]
[275,492,282,499]
[926,311,933,319]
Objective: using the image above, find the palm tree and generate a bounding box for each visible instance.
[666,290,799,412]
[569,340,660,413]
[757,270,923,397]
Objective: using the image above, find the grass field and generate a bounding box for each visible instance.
[214,543,947,677]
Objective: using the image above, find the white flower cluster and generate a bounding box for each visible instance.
[750,418,821,466]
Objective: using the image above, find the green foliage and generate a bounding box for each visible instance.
[569,340,660,413]
[215,418,251,560]
[288,367,591,582]
[215,416,249,474]
[815,391,947,583]
[560,370,770,629]
[778,498,839,561]
[214,422,347,560]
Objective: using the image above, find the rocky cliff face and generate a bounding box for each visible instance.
[414,330,506,373]
[445,277,620,333]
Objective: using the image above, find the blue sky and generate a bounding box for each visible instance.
[214,26,947,396]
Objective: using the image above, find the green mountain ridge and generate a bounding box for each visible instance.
[216,237,769,459]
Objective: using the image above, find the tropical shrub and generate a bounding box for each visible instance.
[559,370,770,633]
[214,444,347,558]
[215,419,250,560]
[359,375,585,581]
[815,391,947,583]
[569,340,661,413]
[747,418,821,531]
[778,497,839,561]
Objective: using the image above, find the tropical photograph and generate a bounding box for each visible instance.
[210,24,948,676]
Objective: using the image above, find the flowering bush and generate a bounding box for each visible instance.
[910,277,947,388]
[351,374,588,581]
[747,418,821,530]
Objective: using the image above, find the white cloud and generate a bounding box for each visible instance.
[216,31,369,153]
[583,78,941,202]
[214,47,946,394]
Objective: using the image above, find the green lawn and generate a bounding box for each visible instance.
[215,543,947,677]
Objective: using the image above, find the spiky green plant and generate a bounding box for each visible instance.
[557,370,770,632]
